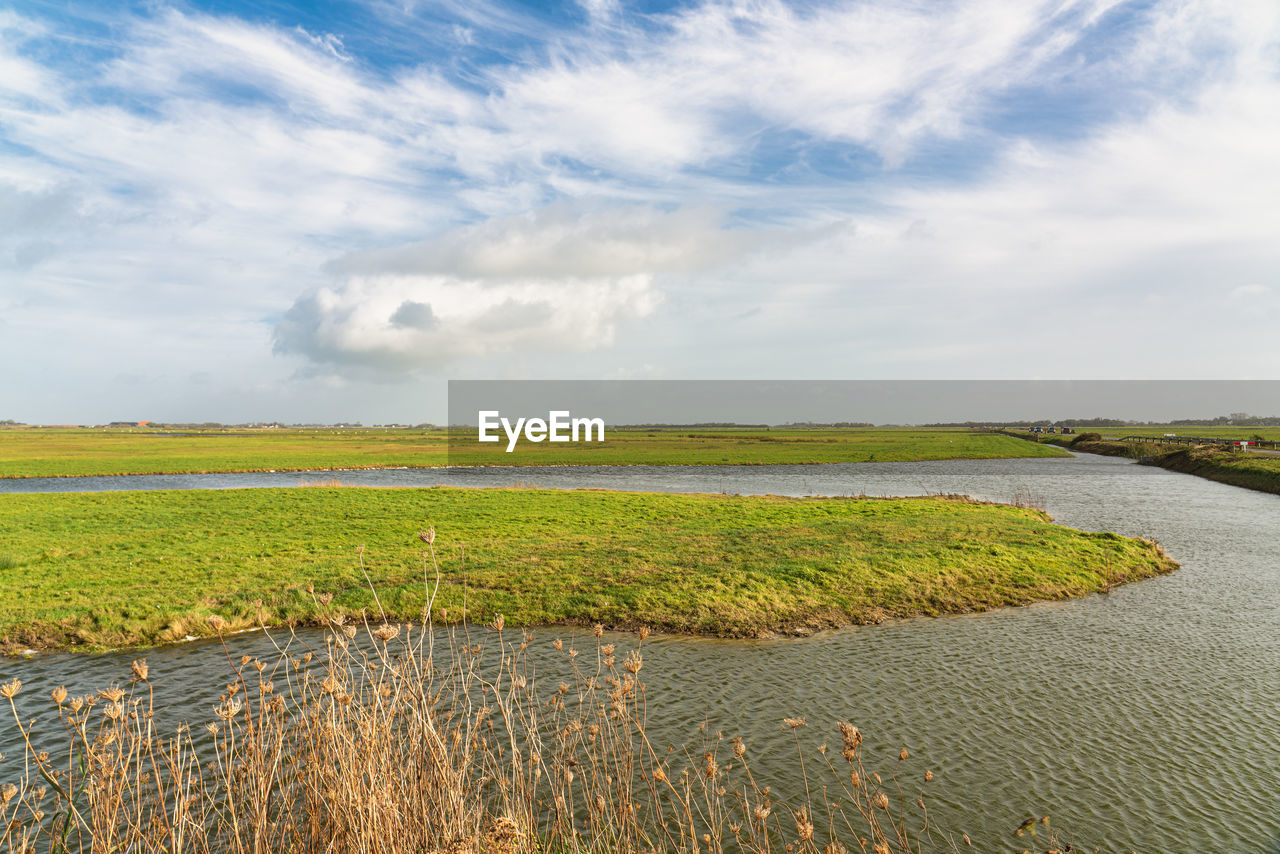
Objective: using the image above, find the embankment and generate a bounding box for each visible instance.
[1153,445,1280,496]
[1004,431,1280,497]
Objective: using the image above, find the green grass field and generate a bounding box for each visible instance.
[0,426,1067,478]
[0,486,1174,652]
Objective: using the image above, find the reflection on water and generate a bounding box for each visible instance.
[3,454,1280,851]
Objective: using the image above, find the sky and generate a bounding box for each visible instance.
[1,0,1278,424]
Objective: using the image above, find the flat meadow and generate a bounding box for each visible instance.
[0,426,1067,478]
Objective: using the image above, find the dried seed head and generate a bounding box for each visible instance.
[873,791,889,810]
[752,801,771,823]
[784,717,806,730]
[214,698,243,719]
[873,844,890,854]
[703,753,718,779]
[899,747,909,761]
[601,644,615,656]
[419,527,435,545]
[1,679,22,699]
[99,687,125,703]
[553,638,563,651]
[733,738,746,757]
[794,808,814,841]
[637,626,650,640]
[355,544,365,555]
[962,833,972,846]
[925,770,934,783]
[131,660,149,681]
[207,614,227,632]
[493,615,505,632]
[624,651,643,674]
[373,624,400,643]
[51,686,67,705]
[594,624,604,638]
[343,625,357,638]
[0,784,16,804]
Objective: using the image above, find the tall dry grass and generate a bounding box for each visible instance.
[0,535,1066,854]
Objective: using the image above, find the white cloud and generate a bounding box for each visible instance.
[274,203,806,372]
[329,203,765,278]
[274,272,659,371]
[480,0,1130,171]
[1230,284,1271,300]
[3,0,1280,420]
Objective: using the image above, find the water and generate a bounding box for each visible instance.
[3,453,1279,851]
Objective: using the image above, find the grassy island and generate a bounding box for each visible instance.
[0,486,1175,652]
[0,426,1068,479]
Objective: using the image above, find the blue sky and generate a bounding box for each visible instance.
[1,0,1278,422]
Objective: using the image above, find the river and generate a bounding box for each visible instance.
[2,452,1278,851]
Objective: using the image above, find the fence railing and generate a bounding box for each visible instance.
[1118,435,1280,450]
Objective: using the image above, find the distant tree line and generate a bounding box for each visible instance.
[926,414,1280,428]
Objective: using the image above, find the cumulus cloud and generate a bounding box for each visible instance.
[276,203,842,373]
[274,272,660,372]
[274,206,745,371]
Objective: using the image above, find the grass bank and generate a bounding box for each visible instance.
[0,427,1067,479]
[1154,445,1280,496]
[1007,431,1280,497]
[0,486,1174,652]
